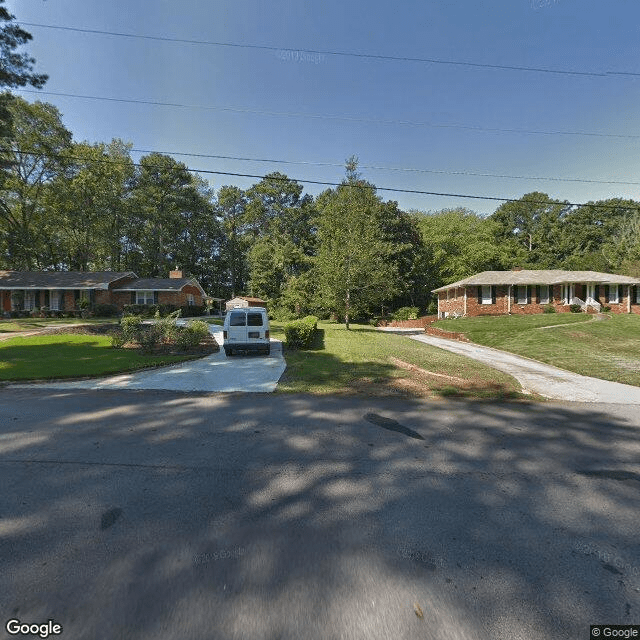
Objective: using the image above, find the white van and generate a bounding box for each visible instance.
[223,307,270,356]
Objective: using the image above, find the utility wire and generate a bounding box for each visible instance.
[6,146,640,212]
[18,21,640,79]
[126,147,640,186]
[16,89,640,141]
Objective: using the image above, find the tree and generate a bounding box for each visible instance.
[314,158,397,329]
[417,208,503,288]
[0,97,72,269]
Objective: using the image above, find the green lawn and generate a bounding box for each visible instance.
[434,313,640,386]
[270,321,524,399]
[0,334,196,381]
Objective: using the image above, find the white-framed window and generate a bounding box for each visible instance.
[609,285,619,304]
[481,285,492,305]
[539,285,550,304]
[49,290,60,311]
[136,290,154,305]
[516,285,528,305]
[187,293,195,306]
[23,291,35,311]
[636,287,640,304]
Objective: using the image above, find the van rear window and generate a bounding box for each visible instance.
[229,312,246,326]
[247,313,263,326]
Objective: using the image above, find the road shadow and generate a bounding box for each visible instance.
[1,390,639,638]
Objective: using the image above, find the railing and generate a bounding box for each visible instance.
[571,296,601,312]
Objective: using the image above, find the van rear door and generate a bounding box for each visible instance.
[246,311,265,343]
[227,310,247,344]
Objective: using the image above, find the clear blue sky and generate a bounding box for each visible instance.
[7,0,640,215]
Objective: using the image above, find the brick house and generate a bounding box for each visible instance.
[0,269,206,314]
[433,270,640,318]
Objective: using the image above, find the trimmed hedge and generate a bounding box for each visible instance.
[284,315,318,349]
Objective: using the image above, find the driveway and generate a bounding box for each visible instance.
[13,328,287,393]
[409,333,640,403]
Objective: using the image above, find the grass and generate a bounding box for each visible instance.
[0,334,197,381]
[434,313,640,386]
[270,321,524,400]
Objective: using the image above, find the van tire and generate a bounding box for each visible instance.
[224,347,232,356]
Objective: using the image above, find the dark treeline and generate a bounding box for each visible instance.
[1,97,639,321]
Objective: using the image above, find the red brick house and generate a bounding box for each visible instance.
[433,270,640,318]
[0,269,206,314]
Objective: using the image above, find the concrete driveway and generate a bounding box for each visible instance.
[409,333,640,403]
[14,328,287,393]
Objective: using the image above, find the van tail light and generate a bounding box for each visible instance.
[265,330,269,339]
[223,330,227,339]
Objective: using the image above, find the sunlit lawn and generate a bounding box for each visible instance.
[435,313,640,386]
[0,334,196,381]
[0,317,114,333]
[270,321,524,400]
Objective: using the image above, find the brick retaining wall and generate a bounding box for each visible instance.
[425,327,470,342]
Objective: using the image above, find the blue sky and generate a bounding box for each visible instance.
[7,0,640,215]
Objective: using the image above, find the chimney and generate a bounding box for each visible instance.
[169,270,184,279]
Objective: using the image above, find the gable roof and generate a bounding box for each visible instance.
[433,270,640,292]
[228,296,266,303]
[113,278,206,295]
[0,271,137,289]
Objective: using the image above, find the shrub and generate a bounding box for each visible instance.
[569,304,582,313]
[110,330,126,348]
[542,304,556,314]
[284,315,318,349]
[121,315,143,344]
[93,303,119,317]
[179,304,206,317]
[138,325,163,352]
[601,305,611,312]
[392,306,420,321]
[175,320,210,350]
[157,309,182,343]
[123,304,158,318]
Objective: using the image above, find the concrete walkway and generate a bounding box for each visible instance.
[14,329,287,393]
[409,333,640,403]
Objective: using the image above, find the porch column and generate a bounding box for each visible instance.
[628,285,632,314]
[507,285,511,314]
[463,287,467,316]
[437,293,440,318]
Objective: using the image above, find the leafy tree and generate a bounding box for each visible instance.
[0,97,72,269]
[417,207,503,288]
[314,158,397,329]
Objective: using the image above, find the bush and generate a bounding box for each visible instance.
[392,306,420,321]
[175,320,210,350]
[569,304,583,313]
[138,324,163,352]
[601,305,611,312]
[284,315,318,349]
[123,304,157,318]
[179,305,206,317]
[110,330,126,348]
[121,315,143,344]
[542,304,556,314]
[156,309,182,343]
[93,303,119,318]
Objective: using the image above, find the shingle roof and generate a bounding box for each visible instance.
[0,271,137,289]
[113,278,205,294]
[432,270,640,292]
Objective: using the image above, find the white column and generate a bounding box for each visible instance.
[628,285,632,314]
[507,285,511,314]
[463,287,467,316]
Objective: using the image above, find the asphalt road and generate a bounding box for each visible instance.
[1,390,639,639]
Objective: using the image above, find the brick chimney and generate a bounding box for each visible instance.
[169,270,184,279]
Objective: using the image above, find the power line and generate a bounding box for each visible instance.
[19,21,640,79]
[126,147,640,186]
[16,89,640,141]
[6,147,640,212]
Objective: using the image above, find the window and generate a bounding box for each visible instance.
[481,285,492,305]
[247,312,263,326]
[23,291,35,311]
[49,290,60,311]
[136,290,154,305]
[187,293,195,306]
[609,285,619,304]
[516,285,528,305]
[539,285,550,305]
[636,287,640,304]
[229,311,246,326]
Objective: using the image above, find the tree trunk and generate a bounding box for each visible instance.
[345,287,350,330]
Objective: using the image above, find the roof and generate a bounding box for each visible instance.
[113,278,206,295]
[0,270,137,289]
[227,296,266,303]
[433,270,640,292]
